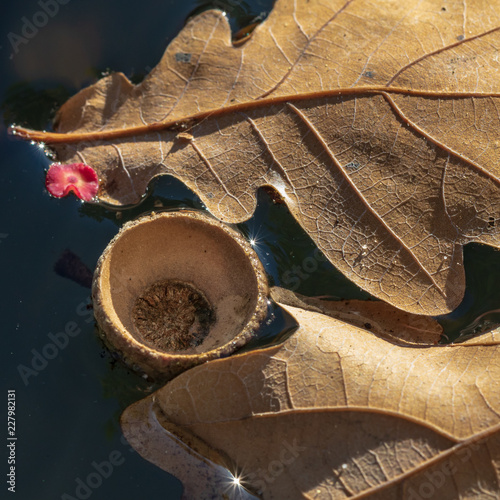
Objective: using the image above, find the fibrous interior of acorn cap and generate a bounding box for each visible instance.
[132,279,216,353]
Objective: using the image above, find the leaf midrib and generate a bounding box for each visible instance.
[11,86,500,146]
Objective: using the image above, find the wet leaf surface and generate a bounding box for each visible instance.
[12,0,500,315]
[122,303,500,499]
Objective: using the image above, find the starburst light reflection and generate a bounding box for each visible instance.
[220,466,259,500]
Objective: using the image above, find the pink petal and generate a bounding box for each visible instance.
[46,163,99,201]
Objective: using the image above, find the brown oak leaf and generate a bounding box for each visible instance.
[121,304,500,499]
[11,0,500,315]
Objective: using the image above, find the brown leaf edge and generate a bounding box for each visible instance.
[270,287,443,345]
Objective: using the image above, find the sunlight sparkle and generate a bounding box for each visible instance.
[220,467,258,499]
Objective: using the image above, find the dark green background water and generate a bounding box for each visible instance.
[1,1,500,499]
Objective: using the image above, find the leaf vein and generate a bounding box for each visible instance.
[386,24,500,87]
[190,140,249,214]
[286,100,445,295]
[257,0,356,99]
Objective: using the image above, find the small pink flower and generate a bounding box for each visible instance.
[45,163,99,201]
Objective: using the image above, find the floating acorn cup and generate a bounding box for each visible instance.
[92,210,269,381]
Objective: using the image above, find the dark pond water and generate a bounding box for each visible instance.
[1,1,500,499]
